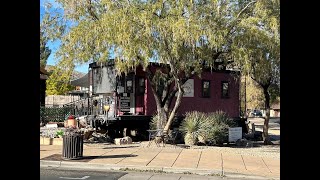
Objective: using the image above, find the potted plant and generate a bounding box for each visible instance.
[56,130,64,138]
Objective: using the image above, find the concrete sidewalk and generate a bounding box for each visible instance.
[40,144,279,180]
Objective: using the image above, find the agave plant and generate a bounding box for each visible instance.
[149,114,159,130]
[180,111,205,145]
[198,117,212,144]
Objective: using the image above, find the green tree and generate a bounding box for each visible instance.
[241,75,280,116]
[46,60,75,95]
[40,31,51,68]
[232,0,279,144]
[46,0,279,135]
[241,75,264,111]
[41,6,70,94]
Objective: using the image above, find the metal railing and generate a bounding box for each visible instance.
[40,96,115,125]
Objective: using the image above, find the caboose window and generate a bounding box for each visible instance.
[202,80,210,98]
[221,81,229,98]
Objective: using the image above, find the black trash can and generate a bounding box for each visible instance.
[62,132,83,160]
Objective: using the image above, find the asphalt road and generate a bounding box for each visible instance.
[40,167,246,180]
[40,167,127,180]
[247,117,280,128]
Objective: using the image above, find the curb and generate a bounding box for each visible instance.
[40,160,279,180]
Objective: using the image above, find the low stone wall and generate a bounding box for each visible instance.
[40,137,63,145]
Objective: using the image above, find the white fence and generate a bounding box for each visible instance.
[45,95,81,107]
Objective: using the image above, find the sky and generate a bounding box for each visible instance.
[40,0,89,73]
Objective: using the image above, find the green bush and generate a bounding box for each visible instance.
[204,110,234,145]
[56,130,64,137]
[180,110,235,146]
[205,122,229,146]
[209,110,236,127]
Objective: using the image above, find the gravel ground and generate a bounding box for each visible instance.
[42,117,280,160]
[141,142,280,159]
[83,141,280,160]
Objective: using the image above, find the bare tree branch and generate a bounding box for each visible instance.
[237,1,257,19]
[86,0,99,21]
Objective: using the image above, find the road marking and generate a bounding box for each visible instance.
[59,176,90,179]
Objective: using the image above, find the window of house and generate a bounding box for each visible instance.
[221,81,229,98]
[202,80,210,97]
[137,77,145,95]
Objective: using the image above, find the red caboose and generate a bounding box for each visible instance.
[86,61,240,138]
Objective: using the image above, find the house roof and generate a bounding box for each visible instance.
[70,73,89,87]
[68,90,89,95]
[89,60,240,74]
[271,103,280,110]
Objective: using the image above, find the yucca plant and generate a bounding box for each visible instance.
[180,111,205,145]
[198,116,213,144]
[206,122,229,146]
[210,110,236,127]
[149,114,159,130]
[205,110,233,146]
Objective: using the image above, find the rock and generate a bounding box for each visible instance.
[114,138,121,145]
[83,130,94,140]
[235,138,253,147]
[123,136,132,144]
[46,124,58,128]
[114,136,132,145]
[96,128,107,134]
[198,135,206,144]
[236,139,248,147]
[78,116,88,128]
[88,137,95,142]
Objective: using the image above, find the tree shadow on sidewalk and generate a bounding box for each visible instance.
[102,145,140,149]
[83,154,138,159]
[41,154,138,162]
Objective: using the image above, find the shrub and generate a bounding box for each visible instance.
[56,130,64,137]
[204,110,234,145]
[209,110,236,127]
[205,122,229,146]
[196,110,235,146]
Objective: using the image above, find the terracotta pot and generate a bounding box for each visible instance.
[64,120,68,128]
[67,118,77,127]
